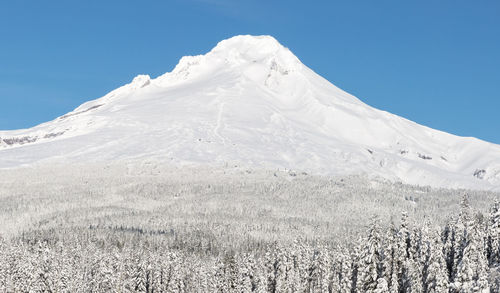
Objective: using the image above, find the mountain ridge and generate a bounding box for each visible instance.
[1,35,500,190]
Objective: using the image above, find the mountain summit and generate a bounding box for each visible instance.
[1,35,500,190]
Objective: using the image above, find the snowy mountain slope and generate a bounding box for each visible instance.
[1,35,500,190]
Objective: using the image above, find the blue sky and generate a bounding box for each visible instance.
[1,1,499,143]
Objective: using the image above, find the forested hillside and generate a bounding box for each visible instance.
[0,163,498,291]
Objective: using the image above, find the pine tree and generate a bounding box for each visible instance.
[406,258,423,293]
[223,252,239,292]
[425,230,449,293]
[237,253,254,293]
[263,247,278,293]
[0,237,6,291]
[296,240,312,293]
[211,257,227,292]
[253,257,268,293]
[337,247,353,293]
[315,243,332,293]
[357,217,385,293]
[459,194,472,226]
[450,194,472,283]
[400,211,412,259]
[275,244,292,293]
[395,212,412,292]
[350,245,361,293]
[453,218,490,292]
[487,199,500,267]
[34,241,55,293]
[442,221,455,281]
[132,255,147,292]
[288,241,304,292]
[195,260,209,293]
[409,226,425,291]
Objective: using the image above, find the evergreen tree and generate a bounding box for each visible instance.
[406,258,424,293]
[34,241,55,293]
[453,218,490,292]
[211,257,227,292]
[450,194,473,282]
[337,248,353,293]
[222,252,239,292]
[315,244,332,293]
[275,244,291,293]
[357,217,385,293]
[395,212,413,292]
[253,258,268,293]
[0,238,6,290]
[237,253,254,293]
[131,254,147,292]
[288,241,305,292]
[263,247,278,293]
[487,200,500,267]
[425,230,449,293]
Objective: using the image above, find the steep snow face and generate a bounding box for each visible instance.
[1,35,500,190]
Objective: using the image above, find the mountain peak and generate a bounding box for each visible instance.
[156,35,303,87]
[211,35,284,56]
[210,35,301,69]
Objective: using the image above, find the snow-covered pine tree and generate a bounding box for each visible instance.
[406,258,424,293]
[332,246,352,293]
[253,257,268,293]
[151,254,164,292]
[382,224,397,289]
[275,244,292,293]
[329,250,341,293]
[400,211,412,259]
[356,216,385,293]
[96,248,116,292]
[34,241,55,293]
[451,194,472,281]
[350,244,361,293]
[120,247,135,291]
[487,199,500,267]
[131,253,147,292]
[195,259,210,293]
[175,252,188,293]
[223,252,239,292]
[237,253,254,293]
[425,230,449,293]
[287,241,303,293]
[420,222,432,292]
[315,243,332,293]
[409,225,425,292]
[3,242,22,292]
[395,212,412,292]
[339,248,353,293]
[0,237,6,290]
[210,256,227,292]
[263,248,278,293]
[453,217,490,292]
[290,239,310,293]
[442,221,457,284]
[410,226,423,264]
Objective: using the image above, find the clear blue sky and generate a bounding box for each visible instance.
[1,1,499,143]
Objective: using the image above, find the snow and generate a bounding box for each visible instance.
[1,34,500,191]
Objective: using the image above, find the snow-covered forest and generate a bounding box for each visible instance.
[0,162,499,291]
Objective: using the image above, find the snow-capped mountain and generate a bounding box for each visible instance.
[1,35,500,190]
